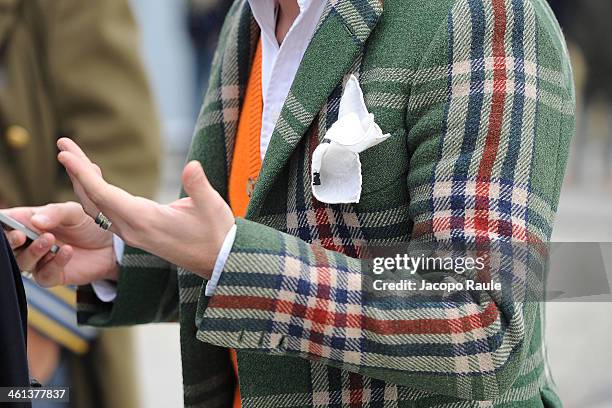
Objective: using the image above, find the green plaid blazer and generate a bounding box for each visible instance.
[78,0,575,406]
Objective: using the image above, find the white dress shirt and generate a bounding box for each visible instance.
[93,0,326,302]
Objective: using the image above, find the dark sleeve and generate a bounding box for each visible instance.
[0,232,31,396]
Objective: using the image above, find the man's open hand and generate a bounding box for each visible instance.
[57,138,235,280]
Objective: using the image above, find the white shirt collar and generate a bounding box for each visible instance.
[248,0,314,16]
[297,0,314,12]
[248,0,317,48]
[246,0,326,158]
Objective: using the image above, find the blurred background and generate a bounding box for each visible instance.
[1,0,610,407]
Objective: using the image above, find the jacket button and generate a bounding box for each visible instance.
[246,177,257,198]
[5,125,30,149]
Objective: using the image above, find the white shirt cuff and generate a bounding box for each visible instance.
[91,279,118,302]
[113,234,125,263]
[91,235,124,303]
[205,224,237,297]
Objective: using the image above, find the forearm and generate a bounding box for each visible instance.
[194,218,536,400]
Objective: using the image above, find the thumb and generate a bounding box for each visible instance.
[182,161,213,207]
[31,202,85,231]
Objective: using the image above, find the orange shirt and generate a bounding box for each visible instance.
[227,40,264,408]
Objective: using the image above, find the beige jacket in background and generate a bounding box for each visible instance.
[0,0,160,206]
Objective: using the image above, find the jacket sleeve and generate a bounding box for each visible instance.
[194,0,575,401]
[44,0,161,201]
[77,246,178,326]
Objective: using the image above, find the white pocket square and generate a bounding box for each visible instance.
[312,75,391,204]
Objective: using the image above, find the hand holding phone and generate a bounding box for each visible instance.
[0,213,59,254]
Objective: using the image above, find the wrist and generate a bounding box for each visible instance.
[105,262,120,282]
[101,245,121,282]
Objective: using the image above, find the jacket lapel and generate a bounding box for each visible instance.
[246,0,384,218]
[189,0,258,199]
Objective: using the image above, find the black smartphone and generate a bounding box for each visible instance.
[0,213,59,254]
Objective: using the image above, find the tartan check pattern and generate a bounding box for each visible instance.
[77,0,574,406]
